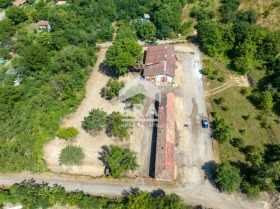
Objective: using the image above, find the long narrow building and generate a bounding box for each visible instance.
[155,92,175,181]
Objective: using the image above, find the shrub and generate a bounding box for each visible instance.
[240,87,250,96]
[214,97,225,105]
[239,129,246,135]
[57,127,79,140]
[59,145,85,166]
[82,109,108,135]
[242,181,260,198]
[210,111,218,118]
[222,106,229,111]
[230,137,244,148]
[242,115,251,120]
[103,78,125,99]
[213,69,219,75]
[260,121,271,129]
[214,118,232,143]
[217,77,225,82]
[202,67,212,76]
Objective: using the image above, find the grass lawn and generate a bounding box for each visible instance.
[210,86,280,162]
[202,57,230,89]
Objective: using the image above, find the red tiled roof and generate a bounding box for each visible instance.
[38,21,50,26]
[13,0,26,6]
[155,92,175,181]
[144,44,176,77]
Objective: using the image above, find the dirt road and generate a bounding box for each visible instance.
[0,174,270,209]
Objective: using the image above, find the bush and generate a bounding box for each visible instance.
[222,106,229,111]
[214,118,232,143]
[213,97,225,105]
[242,115,251,120]
[210,111,218,118]
[82,109,108,135]
[103,78,125,99]
[217,77,225,82]
[57,127,79,140]
[242,181,260,198]
[240,88,250,96]
[202,67,212,76]
[59,145,85,166]
[230,137,244,148]
[260,121,272,129]
[239,129,246,135]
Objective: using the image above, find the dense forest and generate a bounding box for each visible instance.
[0,0,186,172]
[0,180,190,209]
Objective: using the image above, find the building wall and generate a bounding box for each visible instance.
[145,75,173,83]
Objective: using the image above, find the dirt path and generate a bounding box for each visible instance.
[205,75,250,96]
[44,48,123,176]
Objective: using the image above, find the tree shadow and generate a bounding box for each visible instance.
[150,189,165,197]
[98,145,109,166]
[201,161,215,185]
[98,62,118,77]
[122,187,141,197]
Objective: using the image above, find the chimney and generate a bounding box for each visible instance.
[161,61,166,72]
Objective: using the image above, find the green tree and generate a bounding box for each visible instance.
[115,25,137,41]
[6,6,28,25]
[105,38,142,75]
[103,78,125,99]
[106,111,133,140]
[0,0,12,8]
[214,118,232,143]
[245,146,264,167]
[101,145,139,178]
[259,91,274,110]
[57,127,79,140]
[59,145,85,166]
[138,22,156,40]
[82,109,108,135]
[215,162,242,193]
[20,43,49,71]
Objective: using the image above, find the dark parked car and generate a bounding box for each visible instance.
[202,119,209,128]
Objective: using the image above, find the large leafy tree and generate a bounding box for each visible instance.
[6,6,28,25]
[215,162,242,193]
[138,22,156,40]
[105,38,142,75]
[106,111,133,140]
[59,145,85,166]
[101,145,139,178]
[82,109,108,135]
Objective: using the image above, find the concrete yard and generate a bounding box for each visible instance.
[174,45,214,185]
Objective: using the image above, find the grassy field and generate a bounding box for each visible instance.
[210,86,280,162]
[239,0,280,29]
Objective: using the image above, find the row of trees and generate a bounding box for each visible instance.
[82,109,133,141]
[0,180,190,208]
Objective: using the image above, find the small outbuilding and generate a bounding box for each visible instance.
[0,11,6,21]
[56,1,67,6]
[38,21,51,31]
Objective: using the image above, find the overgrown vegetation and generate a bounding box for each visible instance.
[0,0,189,173]
[0,180,190,208]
